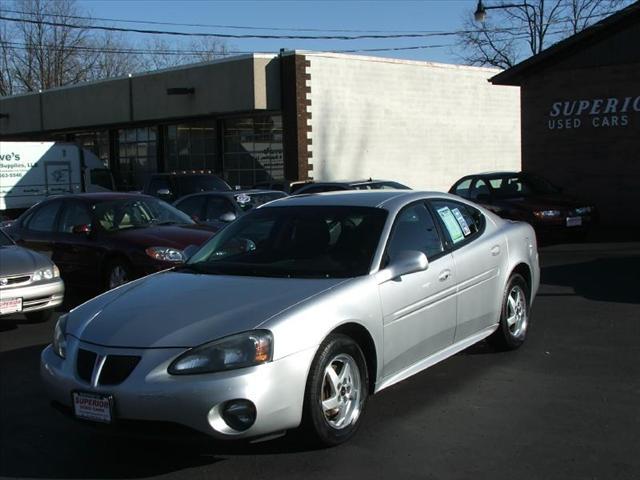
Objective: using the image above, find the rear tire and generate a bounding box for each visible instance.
[301,334,369,447]
[488,273,530,351]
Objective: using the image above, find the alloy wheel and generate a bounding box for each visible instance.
[321,353,362,430]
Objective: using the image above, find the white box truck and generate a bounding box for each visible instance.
[0,142,114,218]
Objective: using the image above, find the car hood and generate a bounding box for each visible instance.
[0,245,51,277]
[68,271,347,348]
[107,224,215,249]
[497,194,588,211]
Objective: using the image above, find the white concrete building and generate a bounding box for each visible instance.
[0,51,520,192]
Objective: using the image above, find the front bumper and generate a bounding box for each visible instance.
[41,338,317,439]
[0,278,64,315]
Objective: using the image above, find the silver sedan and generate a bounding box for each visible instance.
[1,229,64,321]
[41,191,539,446]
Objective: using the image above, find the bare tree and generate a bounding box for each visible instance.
[457,0,633,69]
[141,37,231,71]
[6,0,97,92]
[0,0,231,96]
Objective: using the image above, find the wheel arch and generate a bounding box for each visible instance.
[511,262,532,301]
[101,251,133,280]
[329,322,378,395]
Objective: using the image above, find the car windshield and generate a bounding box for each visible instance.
[176,176,231,195]
[94,198,194,232]
[488,174,561,198]
[184,206,388,278]
[234,192,287,212]
[0,230,14,246]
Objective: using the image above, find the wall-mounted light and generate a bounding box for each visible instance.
[166,87,196,95]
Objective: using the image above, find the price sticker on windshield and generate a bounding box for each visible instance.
[437,207,465,244]
[451,208,471,236]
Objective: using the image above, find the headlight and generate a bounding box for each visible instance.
[575,206,593,215]
[145,246,185,263]
[53,314,68,359]
[168,330,273,375]
[533,209,562,219]
[32,264,60,282]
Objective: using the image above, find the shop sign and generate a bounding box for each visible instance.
[547,95,640,130]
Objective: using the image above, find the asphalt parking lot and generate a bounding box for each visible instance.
[0,240,638,480]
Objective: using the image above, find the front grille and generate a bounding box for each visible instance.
[99,355,141,385]
[76,349,140,386]
[77,349,97,383]
[0,275,31,288]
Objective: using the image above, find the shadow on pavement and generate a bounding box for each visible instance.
[0,337,495,477]
[540,255,640,304]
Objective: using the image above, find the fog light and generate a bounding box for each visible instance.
[221,399,256,432]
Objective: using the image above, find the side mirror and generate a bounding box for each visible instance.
[72,224,92,235]
[183,244,199,260]
[219,212,237,223]
[381,250,428,282]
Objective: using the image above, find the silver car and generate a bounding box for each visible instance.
[41,191,539,446]
[1,229,64,321]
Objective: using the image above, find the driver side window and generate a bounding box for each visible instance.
[385,203,444,265]
[58,202,92,233]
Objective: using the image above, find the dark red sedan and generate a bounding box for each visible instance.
[2,193,216,292]
[449,172,597,240]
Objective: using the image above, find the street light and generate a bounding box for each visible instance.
[474,0,535,22]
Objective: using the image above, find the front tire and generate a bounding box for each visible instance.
[301,334,369,447]
[25,309,53,323]
[104,259,133,290]
[488,273,530,351]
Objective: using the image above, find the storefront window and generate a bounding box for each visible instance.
[166,120,217,172]
[223,115,284,188]
[117,126,157,190]
[74,130,109,167]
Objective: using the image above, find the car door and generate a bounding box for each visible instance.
[378,201,457,379]
[430,199,505,341]
[55,199,102,286]
[12,199,64,260]
[174,195,207,222]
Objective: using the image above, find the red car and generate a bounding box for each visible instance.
[2,193,216,292]
[449,172,597,240]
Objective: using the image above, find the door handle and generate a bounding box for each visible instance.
[438,270,451,282]
[491,245,501,256]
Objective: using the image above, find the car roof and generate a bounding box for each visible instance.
[152,172,219,177]
[176,189,286,201]
[266,190,450,209]
[43,192,152,202]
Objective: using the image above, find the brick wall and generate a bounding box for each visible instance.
[302,53,521,192]
[521,62,640,225]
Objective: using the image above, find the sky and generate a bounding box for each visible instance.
[78,0,479,65]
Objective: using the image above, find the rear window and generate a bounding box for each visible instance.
[234,192,287,212]
[175,176,232,196]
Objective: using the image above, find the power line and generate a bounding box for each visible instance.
[0,14,549,41]
[0,8,453,35]
[1,40,457,56]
